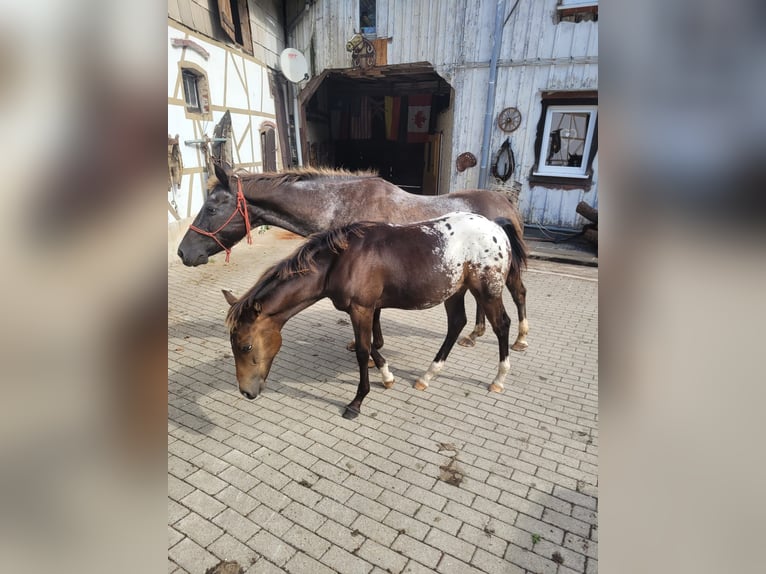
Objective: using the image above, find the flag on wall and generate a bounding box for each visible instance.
[406,94,432,143]
[384,96,401,141]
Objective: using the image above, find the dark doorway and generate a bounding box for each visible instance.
[301,65,452,195]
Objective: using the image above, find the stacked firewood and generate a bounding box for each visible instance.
[576,201,598,248]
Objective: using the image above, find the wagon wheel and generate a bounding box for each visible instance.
[497,107,522,133]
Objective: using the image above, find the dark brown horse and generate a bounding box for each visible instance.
[223,212,526,419]
[179,162,529,350]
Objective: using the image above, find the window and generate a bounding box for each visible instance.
[530,92,597,188]
[180,66,212,119]
[182,70,201,113]
[557,0,598,22]
[360,0,376,35]
[218,0,253,55]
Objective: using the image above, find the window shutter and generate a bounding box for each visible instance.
[237,1,253,55]
[218,0,236,43]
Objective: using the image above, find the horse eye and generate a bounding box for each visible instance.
[207,207,218,215]
[241,344,252,353]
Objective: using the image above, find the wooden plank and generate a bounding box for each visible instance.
[373,38,387,66]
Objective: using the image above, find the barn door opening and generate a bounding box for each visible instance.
[299,65,453,195]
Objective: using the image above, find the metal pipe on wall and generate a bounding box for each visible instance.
[477,0,507,190]
[292,83,303,166]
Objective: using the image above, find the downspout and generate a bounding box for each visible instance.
[282,2,307,167]
[478,0,520,189]
[293,88,303,166]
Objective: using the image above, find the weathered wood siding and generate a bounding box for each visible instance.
[289,0,598,229]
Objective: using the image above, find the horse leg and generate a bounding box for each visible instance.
[457,300,485,347]
[343,307,374,419]
[415,294,467,391]
[480,298,512,393]
[370,346,395,389]
[508,275,529,351]
[347,308,384,367]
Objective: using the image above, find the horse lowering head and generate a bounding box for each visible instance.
[222,289,282,399]
[177,163,248,266]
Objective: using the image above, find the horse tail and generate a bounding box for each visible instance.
[493,217,528,276]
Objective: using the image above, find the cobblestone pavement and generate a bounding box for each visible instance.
[169,228,598,574]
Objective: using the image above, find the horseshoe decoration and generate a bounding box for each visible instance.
[491,138,515,182]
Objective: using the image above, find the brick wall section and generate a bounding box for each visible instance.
[168,230,598,573]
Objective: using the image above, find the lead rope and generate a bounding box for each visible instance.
[188,175,253,263]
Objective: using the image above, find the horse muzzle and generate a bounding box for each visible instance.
[179,249,209,267]
[238,376,267,400]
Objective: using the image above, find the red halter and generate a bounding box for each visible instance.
[189,177,252,263]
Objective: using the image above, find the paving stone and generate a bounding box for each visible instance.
[541,507,591,538]
[356,539,408,574]
[284,551,337,574]
[320,545,374,574]
[175,511,224,547]
[168,475,194,502]
[247,530,295,567]
[186,468,228,495]
[470,548,525,574]
[282,523,331,560]
[212,508,260,543]
[316,519,365,553]
[281,501,326,531]
[208,532,258,566]
[424,527,476,562]
[168,537,218,573]
[350,514,399,546]
[180,490,226,520]
[248,505,293,538]
[391,534,442,569]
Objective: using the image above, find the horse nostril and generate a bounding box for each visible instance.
[177,247,184,259]
[241,390,255,400]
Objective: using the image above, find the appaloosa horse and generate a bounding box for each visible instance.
[179,162,529,350]
[222,212,525,419]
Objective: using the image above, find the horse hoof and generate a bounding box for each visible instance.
[414,380,428,391]
[342,406,361,419]
[511,341,528,352]
[346,341,356,351]
[488,383,504,393]
[457,337,476,348]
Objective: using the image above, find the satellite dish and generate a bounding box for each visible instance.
[280,48,309,83]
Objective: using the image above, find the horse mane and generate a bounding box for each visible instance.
[208,166,379,192]
[226,221,375,331]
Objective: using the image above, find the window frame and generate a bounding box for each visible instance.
[535,105,597,178]
[559,0,598,7]
[529,92,598,190]
[359,0,376,36]
[182,70,201,113]
[179,64,212,120]
[557,0,598,23]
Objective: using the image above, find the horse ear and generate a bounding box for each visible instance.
[222,289,238,306]
[214,161,233,188]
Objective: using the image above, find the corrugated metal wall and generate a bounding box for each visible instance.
[289,0,598,229]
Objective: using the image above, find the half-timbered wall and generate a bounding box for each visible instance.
[167,1,285,228]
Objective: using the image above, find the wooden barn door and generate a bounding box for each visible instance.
[261,126,277,172]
